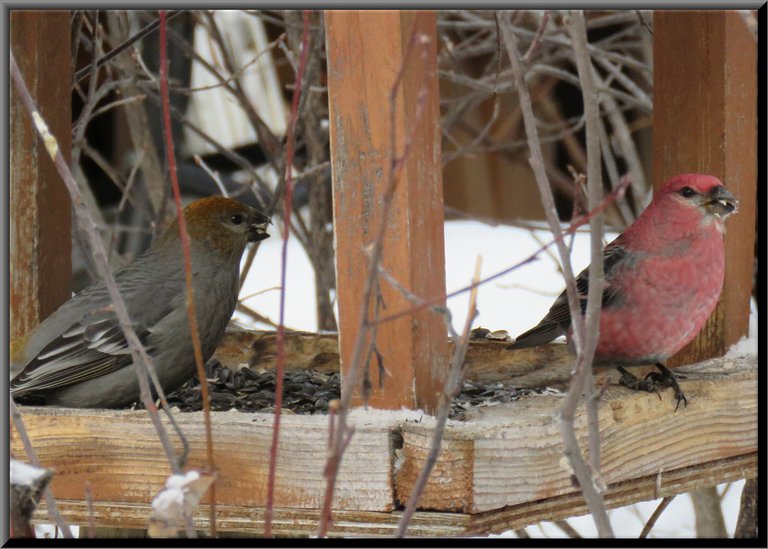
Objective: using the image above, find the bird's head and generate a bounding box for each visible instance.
[162,197,271,256]
[658,174,738,221]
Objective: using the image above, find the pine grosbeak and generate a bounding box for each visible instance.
[509,174,738,408]
[11,197,270,408]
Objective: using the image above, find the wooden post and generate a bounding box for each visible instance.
[325,11,448,412]
[10,11,72,342]
[653,11,757,366]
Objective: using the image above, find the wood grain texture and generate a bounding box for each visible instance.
[11,409,397,513]
[396,354,757,513]
[34,453,756,537]
[14,353,755,532]
[10,11,72,342]
[653,11,757,366]
[325,11,448,412]
[215,329,575,387]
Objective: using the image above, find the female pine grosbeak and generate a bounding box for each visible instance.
[11,197,270,408]
[509,174,738,409]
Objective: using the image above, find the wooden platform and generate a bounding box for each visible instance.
[14,336,757,536]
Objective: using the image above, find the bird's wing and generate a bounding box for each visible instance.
[10,308,163,395]
[509,241,628,349]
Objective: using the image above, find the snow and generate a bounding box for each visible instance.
[9,459,48,487]
[238,220,619,336]
[238,217,753,538]
[726,298,758,358]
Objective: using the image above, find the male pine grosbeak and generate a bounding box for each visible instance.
[11,197,270,408]
[509,174,738,409]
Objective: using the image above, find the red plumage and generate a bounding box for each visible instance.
[511,174,738,370]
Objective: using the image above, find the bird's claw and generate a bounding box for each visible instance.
[617,364,688,411]
[617,366,662,400]
[650,363,688,412]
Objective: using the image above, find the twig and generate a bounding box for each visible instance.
[522,10,550,63]
[264,10,311,539]
[11,49,183,474]
[639,496,674,538]
[317,18,433,538]
[84,481,95,539]
[375,177,629,327]
[74,10,184,84]
[192,154,229,197]
[553,519,582,538]
[558,10,612,537]
[159,11,208,538]
[503,10,612,537]
[9,400,73,538]
[734,479,758,538]
[396,257,482,537]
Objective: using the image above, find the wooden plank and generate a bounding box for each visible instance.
[396,354,757,513]
[11,409,397,513]
[14,354,755,526]
[10,11,72,341]
[325,10,448,412]
[34,453,756,537]
[215,329,573,387]
[652,10,757,366]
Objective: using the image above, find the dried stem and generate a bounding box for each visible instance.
[316,20,432,538]
[558,10,612,538]
[396,257,482,537]
[9,400,72,538]
[503,9,612,537]
[158,11,209,537]
[639,496,674,538]
[10,49,183,474]
[264,10,311,539]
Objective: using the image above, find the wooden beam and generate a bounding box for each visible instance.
[10,11,72,341]
[14,354,756,531]
[395,354,757,513]
[325,11,448,412]
[652,11,757,366]
[31,452,757,537]
[11,408,397,513]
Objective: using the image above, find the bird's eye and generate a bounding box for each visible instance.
[679,186,696,198]
[231,214,245,225]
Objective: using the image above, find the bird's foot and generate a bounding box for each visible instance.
[617,364,688,411]
[617,365,662,400]
[646,363,688,412]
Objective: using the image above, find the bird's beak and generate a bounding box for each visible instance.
[704,186,738,219]
[248,213,271,242]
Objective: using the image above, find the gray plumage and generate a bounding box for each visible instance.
[11,198,269,408]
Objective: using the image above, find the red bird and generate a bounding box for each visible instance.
[509,174,738,409]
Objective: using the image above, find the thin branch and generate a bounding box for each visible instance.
[502,9,612,537]
[639,496,674,538]
[264,10,311,539]
[74,10,184,84]
[558,9,612,537]
[9,400,73,538]
[158,11,209,538]
[396,257,482,537]
[317,19,432,538]
[375,178,629,327]
[11,49,183,474]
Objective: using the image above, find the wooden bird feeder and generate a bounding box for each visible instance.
[9,10,757,537]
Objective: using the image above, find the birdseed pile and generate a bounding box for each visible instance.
[166,359,536,420]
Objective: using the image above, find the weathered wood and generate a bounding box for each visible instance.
[653,10,757,366]
[35,453,756,537]
[325,10,448,412]
[10,11,72,342]
[216,329,577,388]
[14,354,756,531]
[11,409,397,513]
[395,354,757,513]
